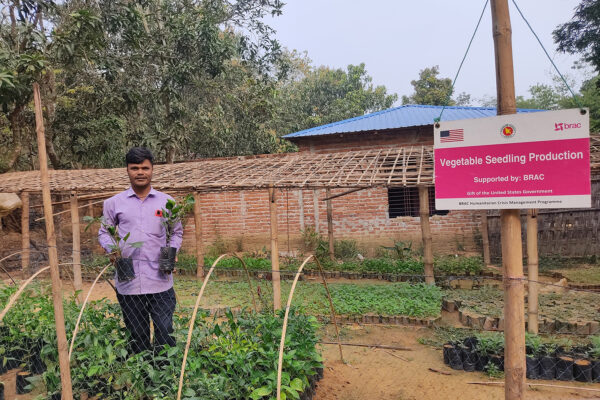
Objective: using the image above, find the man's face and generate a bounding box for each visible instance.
[127,159,153,189]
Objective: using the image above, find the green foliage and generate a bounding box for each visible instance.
[474,332,504,356]
[434,255,483,275]
[83,216,143,256]
[160,195,195,247]
[0,284,322,399]
[401,65,470,106]
[484,362,504,378]
[554,0,600,72]
[380,241,415,260]
[333,240,359,260]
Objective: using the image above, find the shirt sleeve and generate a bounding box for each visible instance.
[98,198,116,253]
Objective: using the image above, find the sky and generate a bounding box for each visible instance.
[264,0,592,106]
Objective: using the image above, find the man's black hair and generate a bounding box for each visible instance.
[125,147,154,165]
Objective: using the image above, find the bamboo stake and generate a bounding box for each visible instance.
[480,210,491,266]
[277,255,314,400]
[0,266,50,321]
[527,209,539,334]
[313,257,344,362]
[21,192,30,274]
[68,264,111,359]
[317,341,412,351]
[326,188,335,261]
[418,186,434,285]
[70,190,83,303]
[491,2,525,399]
[34,198,106,222]
[269,185,281,311]
[177,254,227,400]
[313,189,320,232]
[33,82,73,399]
[193,192,204,278]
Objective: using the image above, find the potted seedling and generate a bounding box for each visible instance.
[84,216,143,282]
[158,195,195,273]
[525,333,542,380]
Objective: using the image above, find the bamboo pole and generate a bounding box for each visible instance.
[193,192,204,278]
[326,188,335,261]
[313,257,344,362]
[21,192,30,274]
[491,2,525,398]
[277,255,314,400]
[480,210,491,266]
[468,381,600,393]
[527,209,539,334]
[33,82,73,399]
[418,186,434,284]
[70,191,83,303]
[269,185,281,310]
[0,266,51,321]
[177,254,227,400]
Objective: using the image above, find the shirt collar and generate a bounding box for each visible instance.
[126,187,157,198]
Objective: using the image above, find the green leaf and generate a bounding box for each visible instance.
[123,232,130,242]
[249,386,271,399]
[128,241,144,248]
[289,378,303,392]
[87,365,100,377]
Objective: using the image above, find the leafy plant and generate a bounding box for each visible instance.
[484,362,504,378]
[525,332,544,357]
[380,241,414,260]
[83,216,143,257]
[160,195,195,247]
[474,332,504,356]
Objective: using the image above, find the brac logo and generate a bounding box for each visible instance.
[554,122,581,131]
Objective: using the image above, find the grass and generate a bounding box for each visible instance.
[174,278,443,318]
[552,264,600,284]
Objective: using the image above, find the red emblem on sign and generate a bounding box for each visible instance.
[501,124,515,138]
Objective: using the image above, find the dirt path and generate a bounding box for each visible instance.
[315,325,600,400]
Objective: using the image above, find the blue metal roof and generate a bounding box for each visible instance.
[283,104,545,139]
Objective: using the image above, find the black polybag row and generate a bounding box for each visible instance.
[443,337,600,383]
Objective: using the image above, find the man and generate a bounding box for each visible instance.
[99,147,182,353]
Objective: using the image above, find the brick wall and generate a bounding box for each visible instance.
[181,186,483,257]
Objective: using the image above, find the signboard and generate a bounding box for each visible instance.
[434,108,591,210]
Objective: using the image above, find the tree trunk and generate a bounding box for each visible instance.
[42,69,61,169]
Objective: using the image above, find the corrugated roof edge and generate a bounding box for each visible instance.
[282,104,544,139]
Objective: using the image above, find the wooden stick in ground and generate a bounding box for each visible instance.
[491,1,525,399]
[71,190,83,303]
[233,252,258,312]
[325,188,335,261]
[33,82,73,399]
[318,341,412,351]
[0,265,50,321]
[68,264,111,359]
[468,381,600,393]
[21,192,30,274]
[34,198,106,222]
[418,186,434,284]
[269,185,281,311]
[480,210,491,266]
[177,254,227,400]
[314,256,344,362]
[193,192,204,278]
[429,368,451,375]
[527,209,539,333]
[277,255,314,400]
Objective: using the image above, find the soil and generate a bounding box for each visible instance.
[315,324,600,400]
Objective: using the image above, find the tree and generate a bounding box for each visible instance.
[554,0,600,72]
[402,66,459,106]
[275,61,397,135]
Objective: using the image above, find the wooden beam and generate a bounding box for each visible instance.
[21,192,30,274]
[321,187,366,201]
[492,2,525,398]
[527,209,539,334]
[480,210,491,266]
[418,187,434,285]
[70,191,83,303]
[326,188,335,261]
[33,82,73,399]
[269,186,281,311]
[193,192,204,278]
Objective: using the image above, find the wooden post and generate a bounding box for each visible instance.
[491,1,525,399]
[326,188,335,261]
[418,186,435,285]
[70,191,83,303]
[193,192,204,278]
[313,189,320,232]
[480,210,491,266]
[33,82,73,399]
[269,186,281,311]
[527,209,539,334]
[21,192,30,274]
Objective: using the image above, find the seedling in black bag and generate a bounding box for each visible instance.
[84,216,143,281]
[158,195,195,273]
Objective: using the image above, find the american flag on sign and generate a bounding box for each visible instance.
[440,128,464,143]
